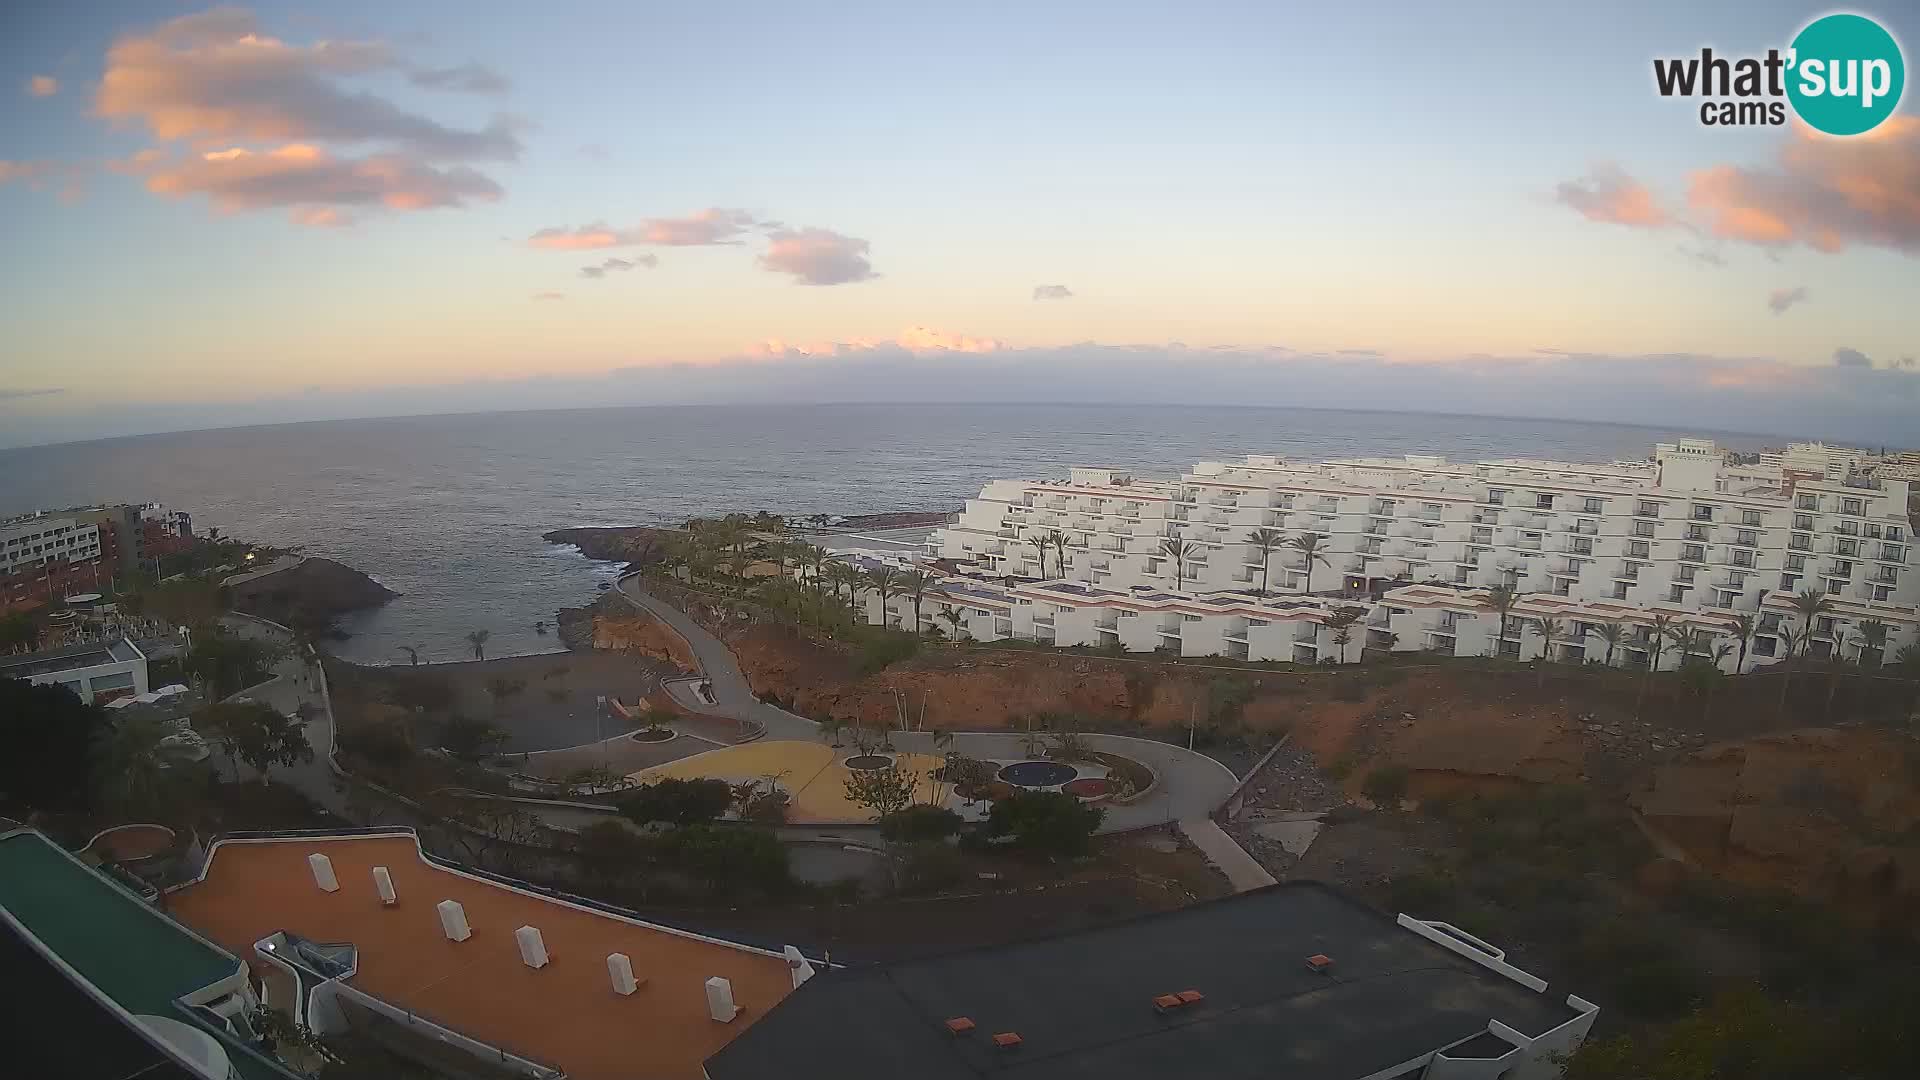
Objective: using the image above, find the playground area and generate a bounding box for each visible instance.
[626,740,1117,825]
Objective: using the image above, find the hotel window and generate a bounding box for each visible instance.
[1536,493,1555,509]
[1691,504,1715,521]
[1890,526,1906,542]
[1837,538,1858,556]
[1571,538,1593,555]
[1633,520,1656,538]
[1612,582,1630,599]
[1485,489,1507,505]
[1789,533,1812,551]
[1874,585,1894,601]
[1734,529,1757,547]
[1742,509,1762,526]
[1842,497,1864,516]
[1669,585,1688,602]
[1793,513,1814,530]
[1831,561,1852,578]
[1835,520,1859,537]
[1885,545,1908,562]
[1781,573,1800,591]
[1183,614,1203,622]
[1636,500,1661,517]
[1732,550,1754,568]
[1583,497,1604,514]
[1682,544,1706,562]
[1628,540,1650,558]
[1716,591,1737,608]
[1455,566,1471,583]
[1797,494,1819,510]
[1686,524,1709,542]
[1817,616,1836,635]
[1676,564,1696,583]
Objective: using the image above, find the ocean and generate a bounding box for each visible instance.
[0,404,1771,664]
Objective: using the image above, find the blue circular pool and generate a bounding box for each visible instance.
[997,760,1077,787]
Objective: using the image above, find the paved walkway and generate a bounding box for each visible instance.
[612,576,1242,832]
[1178,817,1277,892]
[217,614,344,812]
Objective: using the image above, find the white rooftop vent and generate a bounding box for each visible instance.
[705,976,740,1022]
[306,853,338,893]
[437,899,470,942]
[372,866,396,906]
[515,925,549,969]
[607,952,638,996]
[783,945,816,988]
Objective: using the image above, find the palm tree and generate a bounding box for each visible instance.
[1288,532,1332,594]
[1026,533,1050,578]
[802,545,829,599]
[397,645,420,667]
[868,567,901,628]
[466,629,490,661]
[94,715,177,815]
[939,605,967,642]
[1325,606,1364,662]
[1787,588,1834,657]
[1646,613,1675,672]
[1246,527,1285,596]
[1048,530,1071,581]
[900,569,934,634]
[1776,622,1800,718]
[1531,616,1565,662]
[827,563,862,621]
[1852,618,1890,668]
[1728,612,1756,674]
[1159,538,1199,589]
[1484,583,1519,656]
[1595,621,1626,667]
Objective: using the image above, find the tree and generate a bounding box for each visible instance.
[1728,612,1756,673]
[1325,606,1364,663]
[1,678,107,814]
[985,790,1103,856]
[801,544,829,600]
[938,605,967,641]
[397,645,420,667]
[1246,527,1286,596]
[1159,537,1198,589]
[819,717,845,747]
[1531,616,1565,662]
[1048,530,1071,580]
[183,628,280,698]
[1594,621,1626,667]
[843,764,921,820]
[1027,532,1050,578]
[1646,613,1676,671]
[200,701,313,786]
[867,566,901,628]
[0,611,41,651]
[1852,617,1890,668]
[617,777,735,826]
[653,825,790,897]
[573,820,652,894]
[438,714,509,761]
[1483,583,1520,655]
[465,629,490,661]
[1288,532,1332,594]
[92,715,183,819]
[900,569,935,634]
[1786,588,1833,657]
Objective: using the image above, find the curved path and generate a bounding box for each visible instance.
[612,576,1242,832]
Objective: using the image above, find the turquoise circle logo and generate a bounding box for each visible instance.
[1787,13,1905,135]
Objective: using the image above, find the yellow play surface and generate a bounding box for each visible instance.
[628,740,948,823]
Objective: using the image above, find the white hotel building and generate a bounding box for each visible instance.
[871,439,1918,672]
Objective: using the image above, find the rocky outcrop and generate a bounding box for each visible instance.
[590,610,699,674]
[228,557,396,628]
[543,526,676,573]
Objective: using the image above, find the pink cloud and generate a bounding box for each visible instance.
[527,208,765,250]
[1554,164,1669,227]
[130,143,501,218]
[28,75,58,98]
[759,227,877,285]
[1685,118,1920,255]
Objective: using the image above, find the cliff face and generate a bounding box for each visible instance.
[228,557,396,628]
[543,526,675,572]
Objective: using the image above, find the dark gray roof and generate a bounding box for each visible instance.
[0,914,199,1080]
[705,883,1575,1080]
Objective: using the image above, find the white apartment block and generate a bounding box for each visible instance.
[875,439,1919,672]
[1,515,104,577]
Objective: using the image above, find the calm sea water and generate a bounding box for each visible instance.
[0,404,1768,663]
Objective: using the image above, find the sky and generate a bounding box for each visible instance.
[1,1,1917,448]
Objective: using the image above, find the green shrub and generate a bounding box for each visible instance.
[617,777,735,826]
[880,804,963,844]
[1362,765,1410,805]
[854,629,919,674]
[985,790,1104,856]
